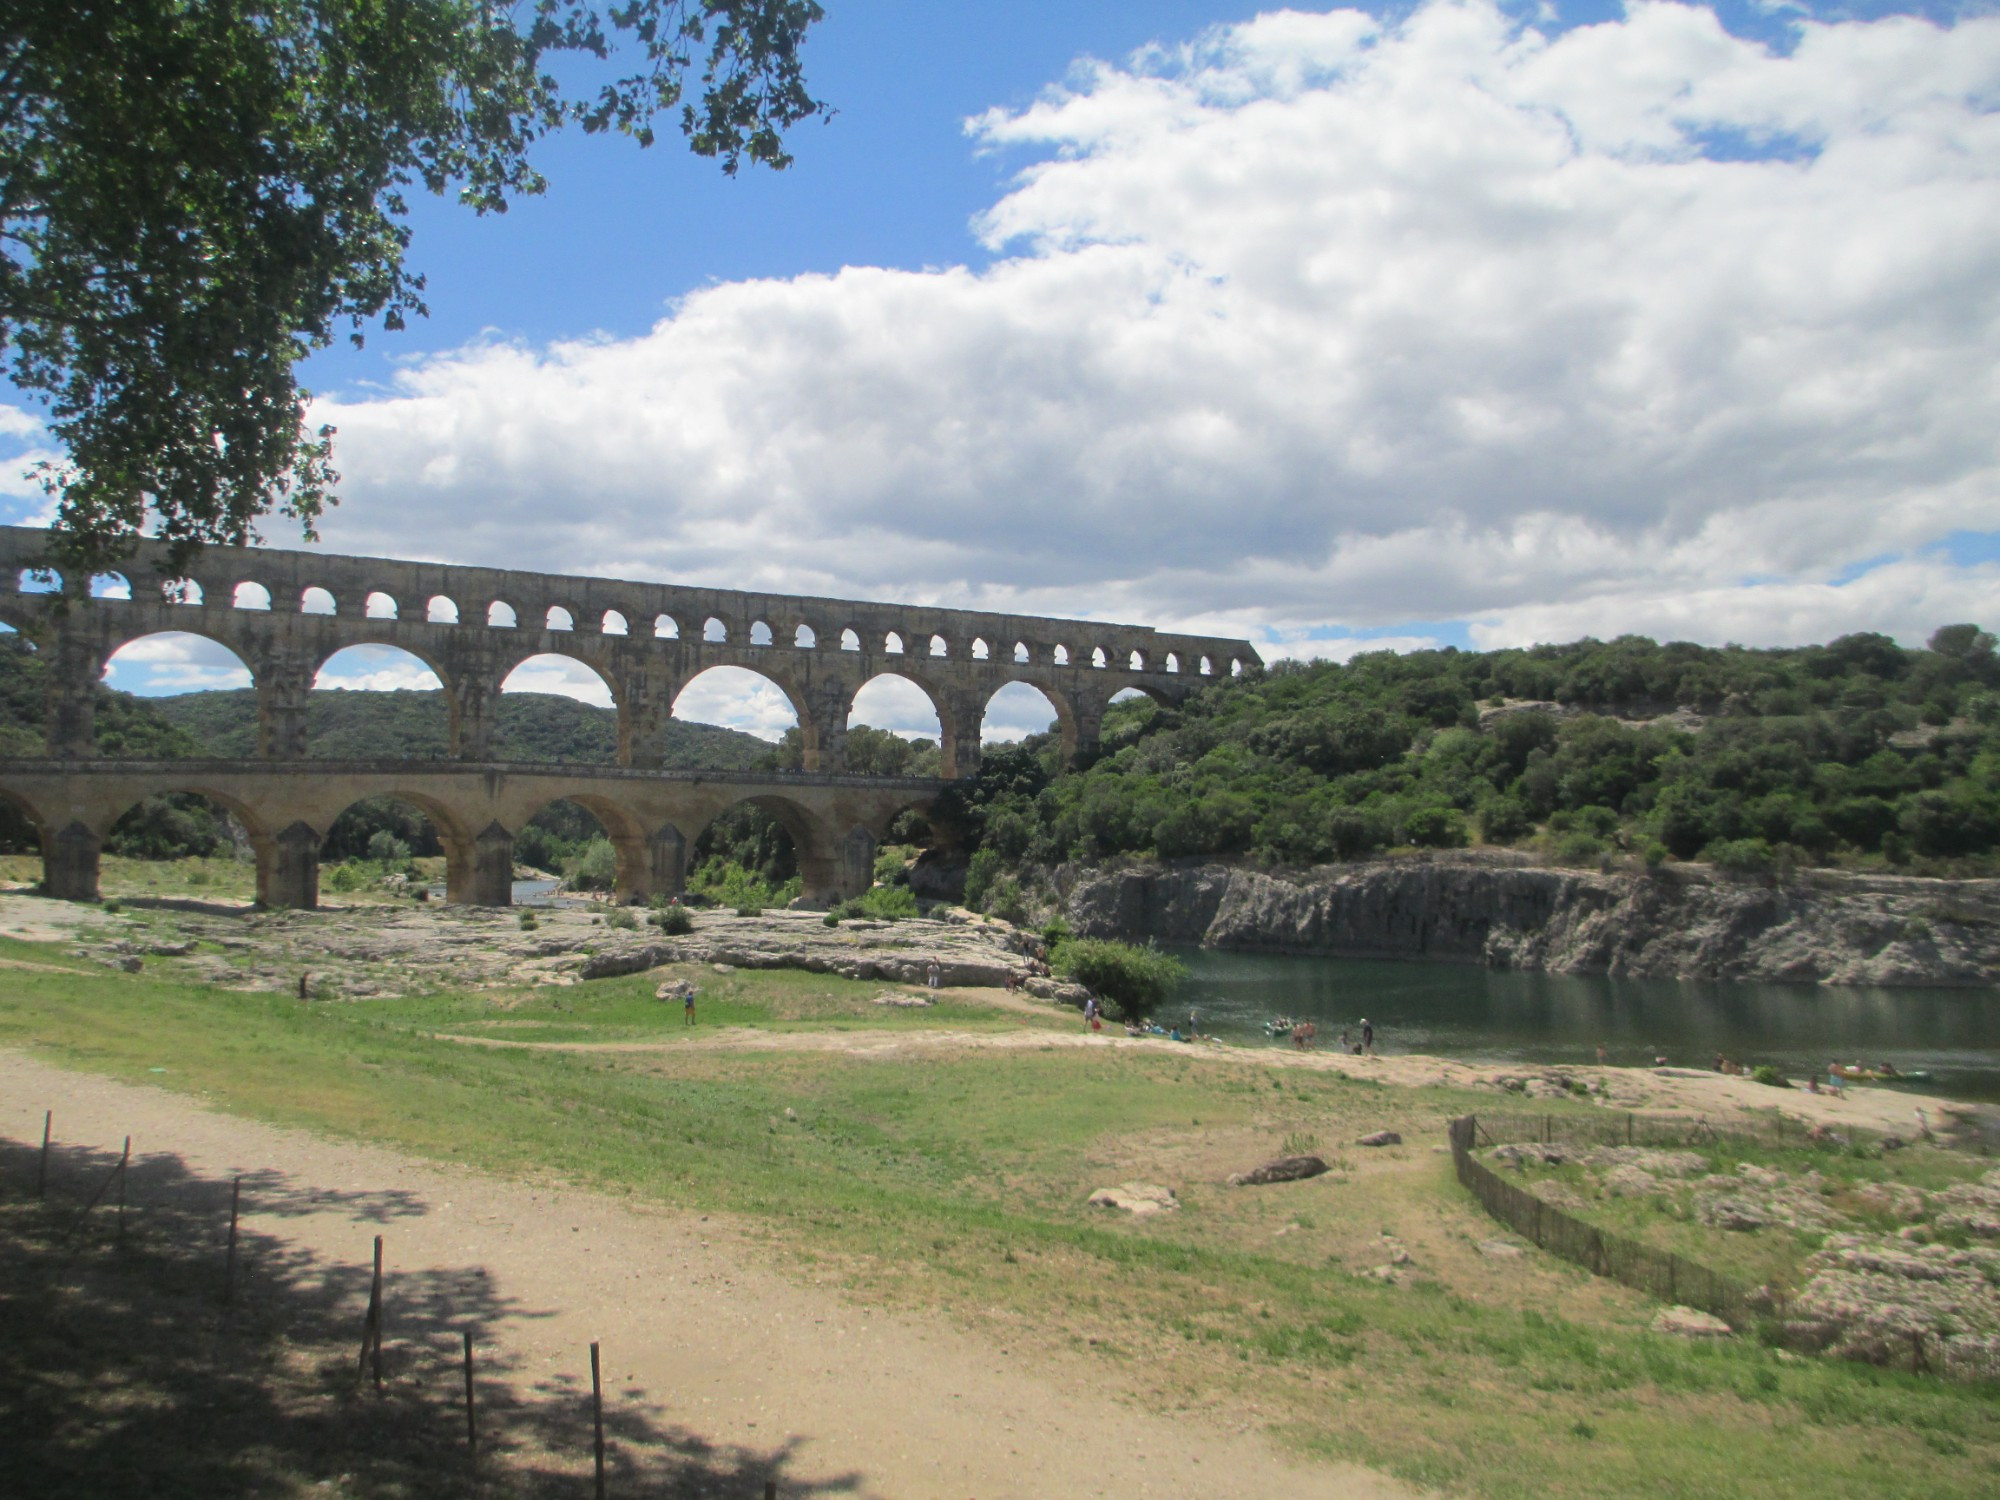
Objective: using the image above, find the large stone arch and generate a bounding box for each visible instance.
[672,663,817,765]
[95,779,293,905]
[506,790,651,905]
[313,786,480,908]
[300,637,453,762]
[308,633,453,690]
[101,624,258,690]
[487,643,626,760]
[983,678,1080,764]
[687,792,848,905]
[846,668,973,777]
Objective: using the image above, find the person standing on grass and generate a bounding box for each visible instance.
[684,987,697,1026]
[1360,1017,1374,1055]
[927,959,941,991]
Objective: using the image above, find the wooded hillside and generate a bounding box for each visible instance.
[946,627,2000,886]
[149,687,771,768]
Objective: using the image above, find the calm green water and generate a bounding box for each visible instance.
[1174,948,2000,1102]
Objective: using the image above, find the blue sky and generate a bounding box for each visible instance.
[4,1,1996,741]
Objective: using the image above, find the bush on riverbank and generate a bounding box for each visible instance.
[1050,937,1188,1021]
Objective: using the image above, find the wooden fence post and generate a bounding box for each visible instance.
[36,1110,51,1198]
[591,1340,606,1500]
[223,1177,241,1303]
[370,1235,384,1388]
[358,1235,384,1389]
[116,1136,129,1243]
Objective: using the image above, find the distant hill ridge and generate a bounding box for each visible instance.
[151,688,771,768]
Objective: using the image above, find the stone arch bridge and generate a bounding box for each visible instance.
[0,526,1259,909]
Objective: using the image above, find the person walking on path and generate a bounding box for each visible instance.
[684,987,697,1026]
[926,960,941,991]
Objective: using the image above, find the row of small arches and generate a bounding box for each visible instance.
[15,568,1244,676]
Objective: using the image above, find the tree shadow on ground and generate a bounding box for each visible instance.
[0,1135,863,1498]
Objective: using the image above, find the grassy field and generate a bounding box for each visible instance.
[2,935,1997,1497]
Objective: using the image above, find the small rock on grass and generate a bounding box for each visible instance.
[871,991,933,1007]
[1087,1183,1178,1217]
[1652,1306,1735,1339]
[1477,1239,1526,1259]
[1357,1130,1402,1147]
[1703,1199,1767,1233]
[1228,1155,1328,1187]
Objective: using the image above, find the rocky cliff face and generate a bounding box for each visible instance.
[1059,858,2000,987]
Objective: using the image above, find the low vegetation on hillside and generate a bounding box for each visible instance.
[946,626,2000,898]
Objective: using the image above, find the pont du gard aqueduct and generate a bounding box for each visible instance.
[0,525,1259,911]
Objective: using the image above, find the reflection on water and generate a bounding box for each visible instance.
[1177,948,2000,1102]
[422,878,563,905]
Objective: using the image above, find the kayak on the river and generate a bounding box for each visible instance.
[1830,1062,1933,1083]
[1265,1017,1299,1039]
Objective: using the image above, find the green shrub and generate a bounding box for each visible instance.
[1050,937,1189,1022]
[1551,832,1605,867]
[1476,795,1532,844]
[963,847,1003,910]
[517,910,538,930]
[325,862,363,893]
[366,830,412,864]
[986,875,1028,925]
[565,836,618,892]
[1042,915,1071,946]
[860,884,919,921]
[1705,837,1774,874]
[651,904,694,935]
[606,907,637,930]
[1402,804,1468,849]
[822,910,841,927]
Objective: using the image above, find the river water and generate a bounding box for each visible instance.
[1175,948,2000,1103]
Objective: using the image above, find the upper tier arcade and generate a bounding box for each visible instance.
[0,525,1262,777]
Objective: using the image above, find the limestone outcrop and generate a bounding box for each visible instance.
[1058,857,2000,986]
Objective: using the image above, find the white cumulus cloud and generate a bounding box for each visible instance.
[308,0,2000,681]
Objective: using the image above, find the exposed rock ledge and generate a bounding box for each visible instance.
[1059,857,2000,987]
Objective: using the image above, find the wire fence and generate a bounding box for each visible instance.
[1448,1113,2000,1383]
[1461,1108,1865,1155]
[1448,1114,1777,1329]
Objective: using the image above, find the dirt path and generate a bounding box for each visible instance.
[429,1016,1962,1136]
[2,1048,1413,1500]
